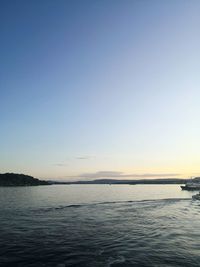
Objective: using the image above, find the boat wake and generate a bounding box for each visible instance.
[31,197,191,213]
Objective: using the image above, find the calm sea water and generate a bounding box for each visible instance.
[0,184,200,267]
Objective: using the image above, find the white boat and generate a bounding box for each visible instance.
[181,177,200,191]
[181,183,200,191]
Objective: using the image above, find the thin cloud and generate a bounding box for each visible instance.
[68,171,180,180]
[53,163,68,167]
[75,156,91,160]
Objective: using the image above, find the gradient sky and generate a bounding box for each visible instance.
[1,0,200,180]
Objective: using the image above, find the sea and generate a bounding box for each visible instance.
[0,184,200,267]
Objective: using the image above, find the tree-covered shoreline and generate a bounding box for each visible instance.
[0,173,49,186]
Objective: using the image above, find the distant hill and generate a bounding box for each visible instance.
[0,173,49,186]
[61,178,187,185]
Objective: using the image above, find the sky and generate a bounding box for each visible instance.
[1,0,200,180]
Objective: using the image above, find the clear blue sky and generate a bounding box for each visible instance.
[1,0,200,180]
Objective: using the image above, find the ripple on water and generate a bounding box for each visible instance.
[106,255,126,267]
[1,191,200,267]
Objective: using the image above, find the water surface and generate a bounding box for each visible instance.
[0,185,199,267]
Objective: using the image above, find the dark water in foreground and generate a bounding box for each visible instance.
[0,185,200,267]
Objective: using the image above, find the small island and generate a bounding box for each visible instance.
[0,173,50,186]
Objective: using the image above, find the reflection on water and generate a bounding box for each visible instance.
[0,185,199,267]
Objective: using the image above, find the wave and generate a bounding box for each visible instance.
[106,255,126,267]
[30,197,190,213]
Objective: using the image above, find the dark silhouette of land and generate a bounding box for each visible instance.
[0,173,50,186]
[0,173,189,186]
[51,178,187,185]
